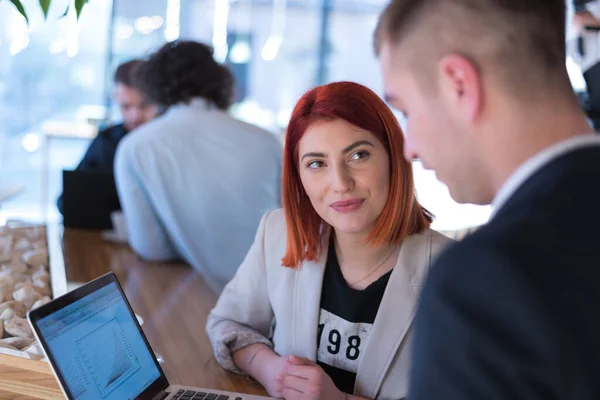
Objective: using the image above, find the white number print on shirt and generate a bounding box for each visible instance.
[317,309,373,373]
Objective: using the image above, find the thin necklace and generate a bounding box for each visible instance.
[345,246,397,287]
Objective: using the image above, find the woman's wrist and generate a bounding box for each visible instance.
[233,344,268,375]
[249,346,279,384]
[233,343,278,383]
[247,346,271,374]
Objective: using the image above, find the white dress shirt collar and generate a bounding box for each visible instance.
[491,134,600,219]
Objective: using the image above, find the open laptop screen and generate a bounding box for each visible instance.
[33,279,163,400]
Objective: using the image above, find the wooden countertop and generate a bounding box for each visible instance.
[0,355,63,400]
[0,227,267,399]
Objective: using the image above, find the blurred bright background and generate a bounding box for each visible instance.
[7,0,572,229]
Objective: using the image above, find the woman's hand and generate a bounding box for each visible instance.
[281,355,345,400]
[233,344,291,398]
[257,352,292,398]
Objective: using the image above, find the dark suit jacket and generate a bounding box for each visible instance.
[409,146,600,400]
[74,123,128,171]
[57,123,128,214]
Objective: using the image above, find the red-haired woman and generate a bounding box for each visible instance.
[207,82,452,400]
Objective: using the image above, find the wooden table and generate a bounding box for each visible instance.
[0,227,268,399]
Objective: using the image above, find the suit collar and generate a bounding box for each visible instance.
[101,123,128,141]
[354,230,432,398]
[494,144,600,220]
[492,134,600,219]
[292,228,329,359]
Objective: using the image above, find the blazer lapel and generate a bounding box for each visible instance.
[292,229,330,360]
[354,231,432,398]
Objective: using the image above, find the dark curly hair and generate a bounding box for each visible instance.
[135,40,234,110]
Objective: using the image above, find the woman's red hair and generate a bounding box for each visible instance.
[281,81,432,268]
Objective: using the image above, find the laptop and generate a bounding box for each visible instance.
[62,170,121,230]
[28,272,273,400]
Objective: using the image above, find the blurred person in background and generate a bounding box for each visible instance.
[207,82,451,400]
[115,40,282,293]
[376,0,600,399]
[569,0,600,129]
[571,0,600,63]
[57,59,158,213]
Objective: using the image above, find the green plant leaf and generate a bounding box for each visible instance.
[60,4,69,18]
[8,0,29,23]
[38,0,50,18]
[74,0,89,19]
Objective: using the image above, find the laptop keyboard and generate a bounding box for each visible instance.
[170,389,243,400]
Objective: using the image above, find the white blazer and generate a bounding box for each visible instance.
[207,208,452,399]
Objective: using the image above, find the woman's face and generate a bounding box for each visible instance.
[298,118,391,236]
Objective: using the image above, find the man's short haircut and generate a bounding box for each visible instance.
[114,60,143,87]
[374,0,572,98]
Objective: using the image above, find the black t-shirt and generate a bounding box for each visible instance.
[317,239,392,395]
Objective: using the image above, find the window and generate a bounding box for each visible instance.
[0,0,112,222]
[0,0,492,229]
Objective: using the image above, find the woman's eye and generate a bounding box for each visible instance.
[307,160,325,169]
[350,150,369,161]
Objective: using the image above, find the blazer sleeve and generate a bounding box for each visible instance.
[206,210,276,374]
[409,240,558,400]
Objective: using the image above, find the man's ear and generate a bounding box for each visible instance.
[437,53,484,122]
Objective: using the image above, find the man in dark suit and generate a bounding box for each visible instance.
[375,0,600,399]
[57,60,158,213]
